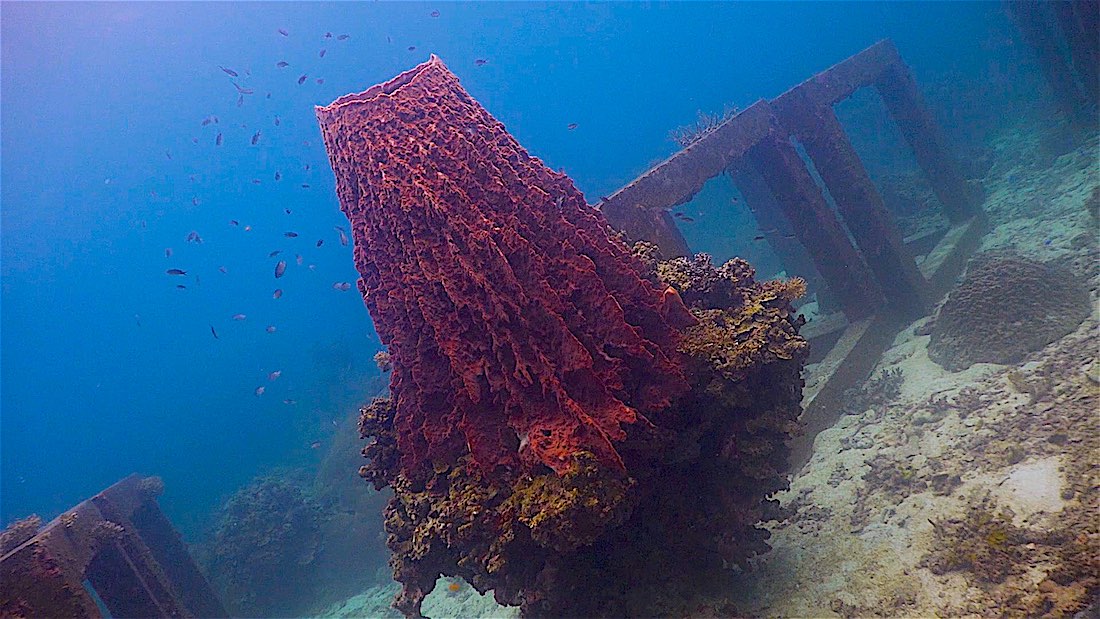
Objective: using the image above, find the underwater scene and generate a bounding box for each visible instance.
[1,2,1097,618]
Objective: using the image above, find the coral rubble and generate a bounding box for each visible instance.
[322,58,808,618]
[928,252,1090,371]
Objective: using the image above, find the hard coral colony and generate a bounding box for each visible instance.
[317,56,808,617]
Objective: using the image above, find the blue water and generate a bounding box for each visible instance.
[2,1,1020,540]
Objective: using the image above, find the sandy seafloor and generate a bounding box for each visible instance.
[320,116,1099,618]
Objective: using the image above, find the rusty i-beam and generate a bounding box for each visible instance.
[600,39,988,471]
[0,475,226,619]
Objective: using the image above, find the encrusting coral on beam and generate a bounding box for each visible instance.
[319,56,808,618]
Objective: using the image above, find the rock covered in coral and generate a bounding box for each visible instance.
[357,252,807,618]
[928,253,1091,371]
[317,55,693,480]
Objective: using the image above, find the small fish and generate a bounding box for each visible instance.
[284,208,292,215]
[201,117,213,126]
[269,250,281,257]
[274,115,281,126]
[251,179,261,185]
[192,197,200,206]
[310,440,322,449]
[332,281,351,291]
[275,260,287,278]
[278,28,289,36]
[275,171,282,181]
[276,61,289,68]
[165,248,173,258]
[210,325,219,339]
[266,325,277,333]
[165,149,172,160]
[237,94,244,107]
[232,313,247,321]
[285,231,299,238]
[308,264,316,271]
[134,314,142,327]
[319,49,326,58]
[431,10,440,17]
[244,225,252,232]
[268,370,282,381]
[335,226,348,246]
[567,122,578,130]
[166,268,187,276]
[408,45,416,51]
[232,82,254,95]
[680,216,695,222]
[251,131,261,145]
[219,66,239,77]
[215,132,223,146]
[176,284,187,289]
[218,266,228,274]
[325,32,333,38]
[186,231,202,244]
[298,74,307,85]
[230,219,239,226]
[295,254,304,265]
[273,288,283,299]
[192,137,198,144]
[316,239,324,247]
[337,34,349,40]
[255,386,266,396]
[781,233,796,239]
[753,235,766,241]
[301,183,311,189]
[266,92,271,99]
[304,164,311,171]
[315,78,324,85]
[284,398,297,405]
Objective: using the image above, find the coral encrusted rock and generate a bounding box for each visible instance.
[928,253,1091,371]
[325,57,808,618]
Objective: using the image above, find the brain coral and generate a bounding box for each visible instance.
[928,253,1091,371]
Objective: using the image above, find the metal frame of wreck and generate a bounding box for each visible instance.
[600,39,988,471]
[0,474,226,619]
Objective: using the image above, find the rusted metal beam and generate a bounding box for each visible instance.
[746,131,884,320]
[773,39,898,108]
[0,475,226,619]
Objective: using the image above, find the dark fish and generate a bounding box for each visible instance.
[255,386,265,396]
[301,183,310,189]
[232,313,247,321]
[275,260,287,278]
[475,58,488,66]
[332,281,351,291]
[201,117,213,126]
[335,226,348,246]
[210,325,219,339]
[251,130,261,145]
[191,137,198,144]
[237,94,244,107]
[176,284,187,289]
[274,115,281,126]
[219,66,239,77]
[216,132,223,146]
[134,314,142,327]
[165,248,173,258]
[315,78,324,85]
[269,250,281,257]
[298,74,307,85]
[431,10,440,17]
[275,171,282,181]
[218,266,228,273]
[337,34,349,40]
[278,28,289,36]
[325,32,333,38]
[753,235,766,241]
[304,164,311,171]
[284,398,297,405]
[189,174,196,182]
[191,197,200,206]
[165,150,172,159]
[232,82,254,95]
[319,49,326,58]
[567,123,578,130]
[276,61,289,68]
[310,440,321,449]
[251,179,261,184]
[229,219,239,226]
[284,208,292,215]
[273,289,283,299]
[266,325,277,333]
[781,233,796,239]
[408,45,416,51]
[166,268,187,276]
[285,231,299,238]
[680,216,695,222]
[266,92,271,99]
[316,239,324,247]
[186,231,202,244]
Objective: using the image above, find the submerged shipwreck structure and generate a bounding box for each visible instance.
[316,38,986,617]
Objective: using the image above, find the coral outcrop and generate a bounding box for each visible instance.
[323,57,808,618]
[928,252,1090,371]
[317,55,693,479]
